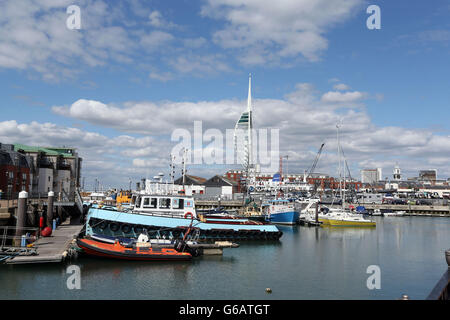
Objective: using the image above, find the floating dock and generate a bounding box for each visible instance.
[5,219,83,265]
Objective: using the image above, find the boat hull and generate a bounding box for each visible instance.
[77,238,192,261]
[267,211,300,225]
[324,219,376,227]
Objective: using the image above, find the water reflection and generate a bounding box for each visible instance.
[1,217,449,300]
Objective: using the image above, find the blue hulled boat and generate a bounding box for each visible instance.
[85,194,282,241]
[264,199,300,225]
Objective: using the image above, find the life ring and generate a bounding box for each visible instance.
[133,226,143,234]
[109,223,120,232]
[184,212,194,219]
[121,224,131,233]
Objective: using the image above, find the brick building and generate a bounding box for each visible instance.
[0,144,31,199]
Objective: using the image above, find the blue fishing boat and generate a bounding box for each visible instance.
[85,194,282,241]
[264,199,300,225]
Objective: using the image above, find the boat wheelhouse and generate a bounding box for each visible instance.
[133,194,197,219]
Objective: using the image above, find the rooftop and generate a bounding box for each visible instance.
[13,144,77,158]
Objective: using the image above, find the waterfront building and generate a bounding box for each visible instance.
[172,175,206,196]
[361,168,382,184]
[11,144,82,199]
[0,144,32,199]
[224,169,362,192]
[393,164,402,181]
[203,175,238,200]
[419,169,437,184]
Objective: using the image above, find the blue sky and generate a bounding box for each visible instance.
[0,0,449,189]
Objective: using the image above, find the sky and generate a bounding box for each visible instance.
[0,0,449,190]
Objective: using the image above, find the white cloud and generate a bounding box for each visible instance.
[148,10,178,29]
[0,0,142,80]
[183,37,208,48]
[321,91,367,103]
[168,53,231,75]
[48,82,450,180]
[140,31,174,51]
[0,1,238,81]
[201,0,363,64]
[149,71,174,82]
[333,83,351,91]
[148,10,164,27]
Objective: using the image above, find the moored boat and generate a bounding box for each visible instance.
[383,210,405,217]
[264,199,300,225]
[76,237,192,261]
[323,211,376,227]
[85,193,283,241]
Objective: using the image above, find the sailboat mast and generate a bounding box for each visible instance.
[337,124,343,209]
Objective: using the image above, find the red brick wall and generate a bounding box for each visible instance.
[0,164,30,197]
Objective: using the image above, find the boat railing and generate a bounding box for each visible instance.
[0,226,40,249]
[427,249,450,300]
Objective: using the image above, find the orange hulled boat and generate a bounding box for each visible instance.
[77,238,192,261]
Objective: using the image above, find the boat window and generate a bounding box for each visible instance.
[143,197,150,207]
[135,196,142,208]
[159,198,171,209]
[172,198,184,209]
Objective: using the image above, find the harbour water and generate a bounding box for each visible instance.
[1,216,449,300]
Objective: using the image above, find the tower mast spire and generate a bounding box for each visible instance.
[247,73,253,175]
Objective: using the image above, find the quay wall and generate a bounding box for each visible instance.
[196,200,450,216]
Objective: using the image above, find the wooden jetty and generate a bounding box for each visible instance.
[5,219,83,265]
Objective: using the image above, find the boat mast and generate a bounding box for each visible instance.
[337,123,343,209]
[182,148,187,192]
[169,154,176,194]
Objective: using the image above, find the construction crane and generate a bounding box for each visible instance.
[279,155,289,182]
[303,143,325,184]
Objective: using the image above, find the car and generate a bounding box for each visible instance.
[416,199,432,205]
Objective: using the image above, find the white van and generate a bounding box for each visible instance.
[356,193,383,204]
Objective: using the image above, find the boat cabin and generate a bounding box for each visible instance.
[133,194,197,218]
